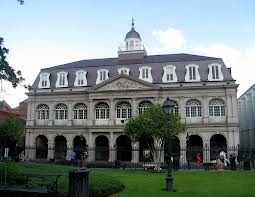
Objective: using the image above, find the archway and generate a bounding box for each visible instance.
[54,136,67,160]
[116,135,132,161]
[35,135,48,159]
[164,137,180,169]
[210,134,227,160]
[139,137,154,162]
[186,135,203,162]
[95,135,109,161]
[73,136,87,160]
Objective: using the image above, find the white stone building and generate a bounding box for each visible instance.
[25,21,239,164]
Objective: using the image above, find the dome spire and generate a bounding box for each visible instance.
[131,17,135,30]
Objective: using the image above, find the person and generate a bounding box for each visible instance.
[19,151,25,161]
[70,151,76,166]
[216,156,224,170]
[196,153,202,168]
[230,153,237,170]
[219,151,230,167]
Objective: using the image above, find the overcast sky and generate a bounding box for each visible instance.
[1,0,255,107]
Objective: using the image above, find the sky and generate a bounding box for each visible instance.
[1,0,255,107]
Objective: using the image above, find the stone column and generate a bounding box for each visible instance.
[25,132,35,160]
[131,142,139,163]
[179,97,186,124]
[67,102,73,126]
[88,99,94,126]
[226,95,233,123]
[109,98,115,125]
[87,132,94,162]
[132,98,137,117]
[179,140,187,168]
[202,96,209,124]
[109,132,116,162]
[203,142,210,163]
[47,141,54,160]
[48,103,54,126]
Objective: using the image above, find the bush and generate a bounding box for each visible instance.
[5,162,19,185]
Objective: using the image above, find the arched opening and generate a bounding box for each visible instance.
[35,135,48,159]
[54,136,67,160]
[164,137,180,169]
[116,135,132,161]
[95,135,109,161]
[139,137,154,162]
[186,135,203,162]
[73,136,87,160]
[210,134,227,160]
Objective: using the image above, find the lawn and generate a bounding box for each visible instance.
[13,162,255,197]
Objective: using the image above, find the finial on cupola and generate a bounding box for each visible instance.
[132,17,135,30]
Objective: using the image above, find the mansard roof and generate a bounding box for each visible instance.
[32,53,234,89]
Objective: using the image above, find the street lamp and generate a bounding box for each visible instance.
[162,97,176,192]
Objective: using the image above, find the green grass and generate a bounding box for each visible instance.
[13,163,255,197]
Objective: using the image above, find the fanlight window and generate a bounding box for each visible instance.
[95,102,109,119]
[36,104,49,120]
[186,99,202,117]
[116,102,132,119]
[55,104,68,120]
[138,101,152,114]
[209,99,225,116]
[74,103,87,119]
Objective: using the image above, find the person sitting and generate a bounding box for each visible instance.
[216,156,224,170]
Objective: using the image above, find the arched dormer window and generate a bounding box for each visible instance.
[162,65,177,82]
[56,71,68,87]
[139,66,152,83]
[185,64,200,82]
[55,103,68,119]
[96,69,109,84]
[209,98,225,116]
[208,64,223,81]
[74,70,87,86]
[73,103,87,119]
[95,102,109,119]
[186,99,202,117]
[38,73,50,88]
[118,67,130,75]
[116,101,132,119]
[36,104,49,119]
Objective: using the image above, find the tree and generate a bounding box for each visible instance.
[124,103,185,171]
[0,37,25,88]
[0,116,24,150]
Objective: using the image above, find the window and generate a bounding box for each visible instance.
[38,73,50,88]
[116,102,132,119]
[139,66,153,83]
[56,71,68,87]
[138,101,152,114]
[209,98,225,116]
[186,99,202,117]
[185,64,200,82]
[74,103,87,119]
[118,67,130,75]
[74,70,87,86]
[95,102,109,119]
[55,104,68,119]
[96,69,109,84]
[172,100,179,115]
[36,104,49,120]
[208,64,223,81]
[162,65,177,82]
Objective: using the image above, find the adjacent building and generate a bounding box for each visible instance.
[25,21,239,164]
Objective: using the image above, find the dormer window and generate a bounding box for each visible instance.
[96,69,109,84]
[139,66,152,83]
[74,70,87,86]
[185,64,200,82]
[118,67,130,75]
[38,72,50,88]
[56,71,68,87]
[162,65,177,83]
[208,64,223,81]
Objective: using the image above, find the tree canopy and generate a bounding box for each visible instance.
[0,37,25,88]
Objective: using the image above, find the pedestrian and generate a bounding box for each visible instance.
[70,150,77,166]
[230,153,237,170]
[196,153,202,168]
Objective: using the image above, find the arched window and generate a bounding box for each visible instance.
[209,98,225,116]
[172,100,179,115]
[95,102,109,119]
[36,104,49,120]
[186,99,202,117]
[74,103,87,119]
[138,101,152,114]
[55,104,68,119]
[116,102,132,119]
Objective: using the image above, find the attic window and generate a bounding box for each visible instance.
[162,65,177,82]
[118,67,130,75]
[56,71,68,87]
[208,64,223,81]
[38,72,50,88]
[185,64,200,82]
[96,69,109,84]
[139,66,153,83]
[74,70,87,86]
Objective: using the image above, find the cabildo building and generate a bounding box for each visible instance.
[25,21,239,164]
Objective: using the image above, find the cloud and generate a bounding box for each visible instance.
[152,27,186,50]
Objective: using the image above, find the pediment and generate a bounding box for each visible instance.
[91,74,155,91]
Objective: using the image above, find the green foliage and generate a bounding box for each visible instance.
[0,116,24,141]
[124,103,185,145]
[0,37,25,88]
[5,162,19,184]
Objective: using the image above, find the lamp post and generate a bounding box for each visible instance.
[162,97,176,192]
